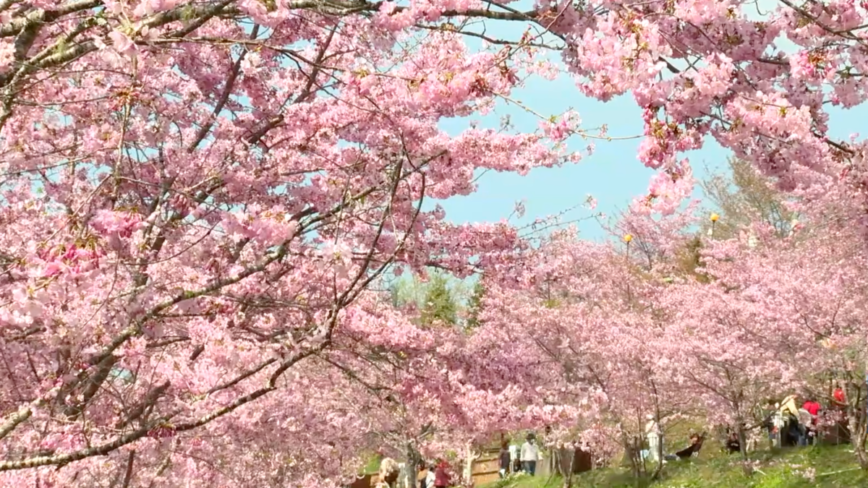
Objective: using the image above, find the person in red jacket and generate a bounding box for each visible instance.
[434,459,451,488]
[833,387,846,405]
[802,397,821,445]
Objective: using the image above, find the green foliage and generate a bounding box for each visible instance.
[672,236,709,283]
[465,280,486,329]
[701,158,798,240]
[361,452,382,475]
[390,270,471,327]
[389,273,426,308]
[420,272,459,326]
[485,476,523,488]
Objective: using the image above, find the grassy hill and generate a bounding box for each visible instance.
[484,445,868,488]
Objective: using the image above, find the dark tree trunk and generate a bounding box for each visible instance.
[557,447,575,488]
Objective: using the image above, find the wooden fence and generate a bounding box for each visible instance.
[346,447,593,487]
[470,448,502,486]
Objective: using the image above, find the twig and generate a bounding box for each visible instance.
[816,467,861,477]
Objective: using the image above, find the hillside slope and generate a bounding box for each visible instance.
[487,445,868,488]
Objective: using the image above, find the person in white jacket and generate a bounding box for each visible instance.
[520,433,540,476]
[508,443,518,473]
[425,462,435,488]
[645,414,662,463]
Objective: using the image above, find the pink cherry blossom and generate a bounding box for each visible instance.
[4,0,868,485]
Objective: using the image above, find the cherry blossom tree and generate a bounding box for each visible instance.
[478,211,699,480]
[698,188,868,466]
[0,1,592,486]
[7,0,868,485]
[569,0,868,237]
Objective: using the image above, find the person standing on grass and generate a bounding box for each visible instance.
[520,433,540,476]
[498,441,511,478]
[425,462,436,488]
[772,403,785,448]
[725,431,741,454]
[645,414,662,463]
[779,393,802,446]
[797,407,813,446]
[761,401,776,448]
[433,459,451,488]
[509,442,519,473]
[802,397,821,445]
[417,463,429,488]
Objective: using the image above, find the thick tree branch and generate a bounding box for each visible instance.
[117,381,171,429]
[0,422,155,471]
[0,340,325,472]
[206,358,277,394]
[0,0,102,38]
[120,450,136,488]
[62,354,118,419]
[0,405,32,440]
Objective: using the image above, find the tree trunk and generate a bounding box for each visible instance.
[463,442,477,486]
[548,447,557,477]
[848,379,868,470]
[405,444,422,488]
[556,447,576,488]
[737,421,753,476]
[850,409,868,469]
[621,433,641,481]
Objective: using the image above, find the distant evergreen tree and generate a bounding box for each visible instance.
[465,280,485,329]
[419,272,458,326]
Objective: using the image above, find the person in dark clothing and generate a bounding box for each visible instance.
[783,417,802,447]
[760,406,776,447]
[498,441,511,478]
[418,464,430,488]
[665,433,705,461]
[725,432,741,454]
[779,394,802,447]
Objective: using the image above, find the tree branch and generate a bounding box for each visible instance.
[205,358,277,394]
[61,354,118,419]
[117,381,171,429]
[121,450,136,488]
[188,24,260,152]
[0,405,32,440]
[0,0,102,38]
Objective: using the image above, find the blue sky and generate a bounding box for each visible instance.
[430,1,868,241]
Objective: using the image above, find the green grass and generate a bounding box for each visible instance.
[361,452,382,474]
[484,445,868,488]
